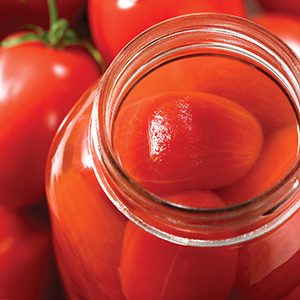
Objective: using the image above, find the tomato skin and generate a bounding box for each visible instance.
[0,205,51,300]
[251,12,300,58]
[0,0,87,41]
[88,0,246,66]
[114,91,263,195]
[216,125,298,205]
[0,34,102,209]
[126,55,295,134]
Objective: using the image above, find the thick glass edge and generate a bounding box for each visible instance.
[89,13,300,245]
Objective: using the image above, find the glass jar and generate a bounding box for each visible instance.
[46,13,300,300]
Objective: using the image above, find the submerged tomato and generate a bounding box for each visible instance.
[216,125,298,205]
[127,55,295,134]
[114,91,263,196]
[0,35,102,209]
[120,221,237,300]
[0,206,51,300]
[0,0,87,41]
[88,0,246,66]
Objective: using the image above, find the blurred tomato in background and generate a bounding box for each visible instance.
[256,0,300,19]
[88,0,247,66]
[0,0,101,299]
[0,205,50,300]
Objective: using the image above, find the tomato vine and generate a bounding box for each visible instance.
[1,0,106,72]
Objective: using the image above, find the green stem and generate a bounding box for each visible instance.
[47,0,59,28]
[1,0,107,72]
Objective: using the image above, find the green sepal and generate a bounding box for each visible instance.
[1,0,106,72]
[1,31,45,48]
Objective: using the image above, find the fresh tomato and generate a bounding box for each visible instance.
[0,0,87,41]
[256,0,300,19]
[0,26,102,209]
[0,205,51,300]
[251,12,300,58]
[88,0,247,66]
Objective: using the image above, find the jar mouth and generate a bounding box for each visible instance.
[90,13,300,245]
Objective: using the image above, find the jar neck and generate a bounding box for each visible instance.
[89,13,300,246]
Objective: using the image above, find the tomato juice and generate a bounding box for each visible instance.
[46,14,300,300]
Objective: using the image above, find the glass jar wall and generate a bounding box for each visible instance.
[46,13,300,300]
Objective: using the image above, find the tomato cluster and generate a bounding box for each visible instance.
[0,0,102,299]
[1,0,300,299]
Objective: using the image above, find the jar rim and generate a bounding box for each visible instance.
[90,13,300,246]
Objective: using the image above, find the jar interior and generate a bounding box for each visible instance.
[92,14,300,244]
[112,53,300,210]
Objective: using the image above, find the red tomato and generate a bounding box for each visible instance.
[251,12,300,58]
[0,205,51,300]
[0,0,87,40]
[256,0,300,19]
[0,33,102,209]
[120,221,237,300]
[113,90,263,196]
[88,0,246,66]
[216,125,298,205]
[124,55,295,134]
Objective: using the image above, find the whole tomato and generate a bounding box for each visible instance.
[88,0,246,66]
[113,90,264,195]
[256,0,300,19]
[251,12,300,58]
[0,0,87,41]
[0,36,102,209]
[0,0,103,209]
[0,205,51,300]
